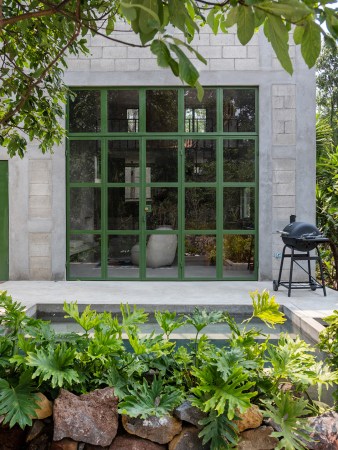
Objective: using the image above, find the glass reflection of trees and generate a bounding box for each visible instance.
[185,140,216,182]
[184,89,217,132]
[69,91,101,132]
[223,140,255,182]
[108,90,139,132]
[146,90,178,132]
[223,89,255,132]
[185,188,216,230]
[147,188,177,230]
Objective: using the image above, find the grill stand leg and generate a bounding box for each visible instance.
[277,245,287,287]
[288,247,295,297]
[307,251,312,285]
[317,246,327,297]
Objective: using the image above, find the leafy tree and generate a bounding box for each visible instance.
[316,43,338,144]
[316,43,338,289]
[0,0,337,157]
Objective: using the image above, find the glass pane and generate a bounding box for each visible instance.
[147,140,178,182]
[146,188,177,230]
[185,188,216,230]
[224,140,255,182]
[69,90,101,132]
[223,89,255,132]
[108,140,139,183]
[108,188,139,230]
[146,90,178,132]
[69,235,101,278]
[184,235,217,278]
[146,233,178,278]
[223,235,255,277]
[185,140,216,182]
[223,188,255,229]
[69,141,101,183]
[70,188,101,230]
[108,90,139,132]
[184,89,217,132]
[108,235,140,278]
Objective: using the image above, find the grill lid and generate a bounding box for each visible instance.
[278,216,329,251]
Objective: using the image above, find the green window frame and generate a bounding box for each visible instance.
[66,87,258,281]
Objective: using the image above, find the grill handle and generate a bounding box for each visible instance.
[277,230,289,235]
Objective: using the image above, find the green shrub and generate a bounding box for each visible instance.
[0,289,337,449]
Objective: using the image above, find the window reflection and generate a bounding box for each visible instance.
[146,90,178,132]
[70,188,101,230]
[185,140,216,182]
[70,141,101,183]
[223,139,255,182]
[184,89,216,132]
[146,140,178,182]
[185,188,216,230]
[223,188,255,230]
[108,90,139,132]
[223,89,255,132]
[69,91,101,133]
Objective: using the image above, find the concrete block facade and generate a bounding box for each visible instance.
[0,23,316,282]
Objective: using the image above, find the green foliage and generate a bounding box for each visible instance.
[262,392,313,450]
[154,310,186,339]
[249,289,286,328]
[118,376,184,418]
[0,372,39,429]
[0,288,334,450]
[319,310,338,401]
[63,301,101,334]
[26,343,79,388]
[191,364,256,418]
[1,1,337,156]
[198,410,239,450]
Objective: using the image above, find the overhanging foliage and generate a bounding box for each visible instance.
[0,0,337,156]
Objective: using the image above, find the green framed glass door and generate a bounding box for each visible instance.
[0,161,9,281]
[67,87,258,281]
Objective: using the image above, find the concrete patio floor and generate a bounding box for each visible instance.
[1,280,338,319]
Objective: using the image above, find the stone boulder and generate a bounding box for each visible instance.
[122,415,182,444]
[169,426,208,450]
[174,401,207,428]
[26,420,45,442]
[0,424,27,450]
[238,425,279,450]
[51,438,78,450]
[234,405,263,432]
[53,388,118,447]
[307,411,338,449]
[33,392,53,419]
[109,435,166,449]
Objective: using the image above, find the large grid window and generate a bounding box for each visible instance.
[67,87,258,280]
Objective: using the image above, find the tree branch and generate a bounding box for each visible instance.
[0,0,82,126]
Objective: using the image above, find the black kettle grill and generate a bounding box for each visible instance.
[273,215,329,297]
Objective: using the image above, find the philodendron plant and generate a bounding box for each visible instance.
[0,289,337,450]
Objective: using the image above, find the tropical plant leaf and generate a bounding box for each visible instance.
[101,366,130,399]
[27,343,79,388]
[0,291,27,335]
[261,392,313,450]
[154,310,186,338]
[0,372,39,429]
[185,308,224,333]
[63,301,101,333]
[198,410,238,449]
[120,303,148,329]
[118,376,184,418]
[249,290,286,327]
[191,365,256,418]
